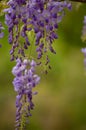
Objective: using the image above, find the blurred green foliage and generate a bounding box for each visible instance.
[0,3,86,130]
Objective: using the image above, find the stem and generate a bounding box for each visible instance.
[68,0,86,3]
[55,0,86,3]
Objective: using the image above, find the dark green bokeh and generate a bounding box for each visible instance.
[0,3,86,130]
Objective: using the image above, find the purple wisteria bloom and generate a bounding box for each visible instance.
[5,0,72,65]
[12,58,40,129]
[81,48,86,69]
[81,16,86,42]
[0,22,4,38]
[0,22,4,47]
[81,16,86,70]
[4,0,29,60]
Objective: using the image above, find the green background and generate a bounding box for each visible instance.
[0,3,86,130]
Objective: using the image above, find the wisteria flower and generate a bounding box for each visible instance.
[5,0,72,67]
[81,16,86,42]
[0,22,4,47]
[0,22,4,38]
[12,58,40,129]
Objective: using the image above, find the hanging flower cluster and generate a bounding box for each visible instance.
[12,58,40,129]
[81,16,86,69]
[4,0,71,63]
[1,0,72,129]
[0,22,4,47]
[81,16,86,42]
[1,0,86,130]
[0,22,4,38]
